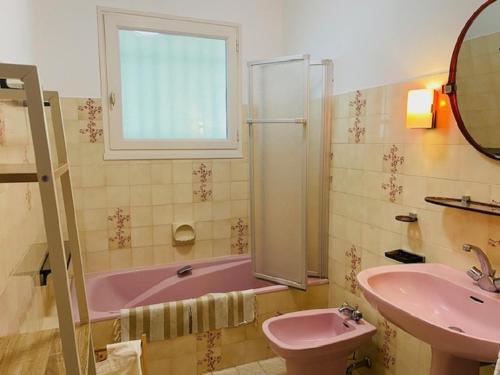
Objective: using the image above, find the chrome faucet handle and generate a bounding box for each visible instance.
[339,303,363,323]
[463,244,496,277]
[351,309,363,322]
[467,266,482,281]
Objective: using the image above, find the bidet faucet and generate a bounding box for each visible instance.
[463,244,500,293]
[339,303,363,322]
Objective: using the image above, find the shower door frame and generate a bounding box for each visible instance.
[307,59,333,279]
[248,54,310,290]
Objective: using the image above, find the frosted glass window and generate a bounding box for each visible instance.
[119,30,228,140]
[98,9,241,159]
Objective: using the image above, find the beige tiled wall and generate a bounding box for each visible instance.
[329,74,500,374]
[61,98,250,273]
[456,31,500,149]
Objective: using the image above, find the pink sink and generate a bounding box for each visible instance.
[262,309,376,375]
[357,264,500,375]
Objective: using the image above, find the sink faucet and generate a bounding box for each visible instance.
[339,303,363,322]
[463,244,500,293]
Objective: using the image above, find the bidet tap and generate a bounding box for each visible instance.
[463,244,500,293]
[339,303,363,322]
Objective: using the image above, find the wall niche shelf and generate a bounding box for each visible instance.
[425,196,500,217]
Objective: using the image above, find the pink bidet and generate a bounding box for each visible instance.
[262,309,376,375]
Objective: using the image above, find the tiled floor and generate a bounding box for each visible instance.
[205,357,286,375]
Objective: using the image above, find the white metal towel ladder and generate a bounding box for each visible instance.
[0,63,96,375]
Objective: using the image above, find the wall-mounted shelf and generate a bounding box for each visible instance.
[425,196,500,217]
[395,213,418,223]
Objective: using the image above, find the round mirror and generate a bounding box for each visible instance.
[447,0,500,160]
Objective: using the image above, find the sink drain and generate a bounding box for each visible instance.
[448,326,465,333]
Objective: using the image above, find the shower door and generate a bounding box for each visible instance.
[248,55,310,290]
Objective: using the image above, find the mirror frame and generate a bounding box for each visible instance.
[446,0,500,161]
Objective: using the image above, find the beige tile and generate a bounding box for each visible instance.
[82,209,108,231]
[84,230,108,252]
[174,203,194,221]
[173,161,193,183]
[258,358,286,375]
[130,185,152,206]
[212,161,231,182]
[83,187,107,209]
[230,161,249,181]
[236,362,265,375]
[85,251,110,272]
[129,162,152,185]
[81,165,106,187]
[106,186,130,207]
[213,202,231,220]
[131,247,153,267]
[151,163,172,184]
[153,205,174,225]
[131,227,153,247]
[231,182,249,200]
[105,164,129,186]
[109,248,132,269]
[153,225,172,245]
[174,183,193,203]
[194,202,213,221]
[152,184,173,205]
[130,206,153,227]
[212,368,239,375]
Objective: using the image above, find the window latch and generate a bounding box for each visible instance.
[109,92,116,109]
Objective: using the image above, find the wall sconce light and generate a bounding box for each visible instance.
[406,88,438,129]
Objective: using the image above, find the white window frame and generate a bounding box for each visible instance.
[97,7,242,160]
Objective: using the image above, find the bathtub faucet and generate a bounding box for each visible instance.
[339,303,363,323]
[177,265,193,277]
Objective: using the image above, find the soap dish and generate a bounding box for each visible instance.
[385,249,425,264]
[172,223,196,246]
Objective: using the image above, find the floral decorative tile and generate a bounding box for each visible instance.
[197,330,223,373]
[378,319,397,371]
[107,207,131,250]
[344,244,362,295]
[348,90,367,144]
[78,98,103,143]
[193,162,213,202]
[382,144,404,203]
[231,217,249,254]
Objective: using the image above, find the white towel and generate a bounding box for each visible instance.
[96,340,142,375]
[494,350,500,375]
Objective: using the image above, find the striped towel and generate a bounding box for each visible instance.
[115,290,256,343]
[192,290,256,333]
[117,298,194,342]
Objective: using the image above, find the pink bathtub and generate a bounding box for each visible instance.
[72,255,327,322]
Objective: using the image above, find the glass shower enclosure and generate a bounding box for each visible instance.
[248,55,333,290]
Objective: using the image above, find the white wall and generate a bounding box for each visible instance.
[3,1,492,96]
[31,0,284,98]
[282,0,485,94]
[466,1,500,40]
[0,0,34,64]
